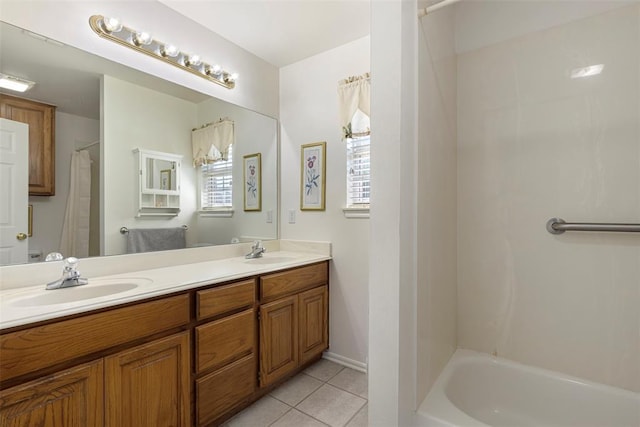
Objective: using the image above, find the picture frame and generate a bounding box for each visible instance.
[160,169,171,190]
[300,141,326,211]
[243,153,262,211]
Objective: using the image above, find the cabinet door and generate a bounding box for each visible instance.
[105,332,190,427]
[0,359,103,427]
[299,285,329,364]
[259,295,298,387]
[0,94,55,195]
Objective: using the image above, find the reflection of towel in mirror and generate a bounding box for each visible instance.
[126,228,186,253]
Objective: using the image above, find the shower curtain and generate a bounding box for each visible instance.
[60,150,91,258]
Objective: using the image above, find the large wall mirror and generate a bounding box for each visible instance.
[0,21,278,266]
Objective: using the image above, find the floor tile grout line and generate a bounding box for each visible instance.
[340,400,367,427]
[311,381,368,403]
[267,406,294,427]
[303,364,345,383]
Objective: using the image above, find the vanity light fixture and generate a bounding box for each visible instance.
[0,73,36,92]
[89,15,237,89]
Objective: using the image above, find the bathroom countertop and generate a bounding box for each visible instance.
[0,251,331,331]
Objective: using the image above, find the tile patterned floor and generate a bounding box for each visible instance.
[224,359,368,427]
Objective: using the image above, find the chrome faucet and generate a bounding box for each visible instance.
[46,257,89,290]
[245,240,266,259]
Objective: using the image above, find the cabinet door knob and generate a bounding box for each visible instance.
[16,232,27,241]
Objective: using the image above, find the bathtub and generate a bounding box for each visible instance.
[416,349,640,427]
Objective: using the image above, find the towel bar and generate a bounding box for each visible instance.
[546,218,640,235]
[120,225,188,235]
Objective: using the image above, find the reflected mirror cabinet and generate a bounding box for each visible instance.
[134,148,182,217]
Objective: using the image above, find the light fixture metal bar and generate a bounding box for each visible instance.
[88,15,235,89]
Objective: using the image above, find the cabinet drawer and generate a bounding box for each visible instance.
[197,279,255,320]
[196,354,256,426]
[260,262,327,302]
[0,294,190,382]
[196,309,255,373]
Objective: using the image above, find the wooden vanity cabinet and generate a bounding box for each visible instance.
[0,294,191,426]
[259,262,329,387]
[0,261,329,426]
[0,94,56,195]
[195,279,257,427]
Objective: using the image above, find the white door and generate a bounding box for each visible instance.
[0,118,29,265]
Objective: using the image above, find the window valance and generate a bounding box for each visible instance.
[338,72,370,139]
[192,118,234,166]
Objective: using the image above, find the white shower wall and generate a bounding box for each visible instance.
[456,4,640,392]
[417,4,458,404]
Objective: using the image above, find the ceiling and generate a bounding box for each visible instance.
[158,0,371,67]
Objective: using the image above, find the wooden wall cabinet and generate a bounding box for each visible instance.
[0,94,56,195]
[259,263,329,387]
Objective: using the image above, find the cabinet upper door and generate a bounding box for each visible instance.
[0,94,56,195]
[0,359,103,427]
[105,332,191,427]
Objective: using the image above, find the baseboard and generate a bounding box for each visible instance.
[322,351,367,373]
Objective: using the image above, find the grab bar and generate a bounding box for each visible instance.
[546,218,640,235]
[120,225,188,234]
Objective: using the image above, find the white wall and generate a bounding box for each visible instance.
[0,0,279,118]
[368,0,420,424]
[102,75,198,255]
[416,5,458,403]
[280,37,370,369]
[196,98,277,245]
[28,112,99,259]
[457,4,640,392]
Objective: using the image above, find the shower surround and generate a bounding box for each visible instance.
[455,3,640,392]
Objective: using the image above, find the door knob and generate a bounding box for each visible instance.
[16,232,27,241]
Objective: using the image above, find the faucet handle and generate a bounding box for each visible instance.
[63,257,80,277]
[45,252,64,262]
[64,257,78,267]
[253,240,263,249]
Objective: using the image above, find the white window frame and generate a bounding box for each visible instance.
[344,134,370,219]
[199,145,234,217]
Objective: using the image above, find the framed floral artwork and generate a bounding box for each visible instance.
[243,153,262,211]
[300,141,326,210]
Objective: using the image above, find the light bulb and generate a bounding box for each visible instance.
[102,17,123,33]
[185,54,201,66]
[161,44,179,58]
[207,64,222,76]
[227,73,239,82]
[133,31,152,46]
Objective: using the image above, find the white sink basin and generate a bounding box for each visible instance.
[11,278,152,307]
[244,256,297,265]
